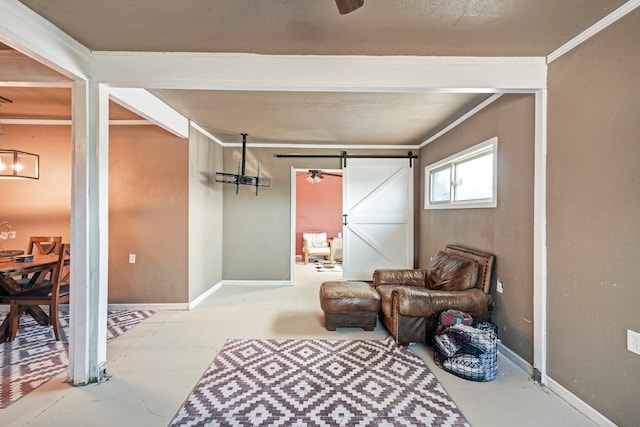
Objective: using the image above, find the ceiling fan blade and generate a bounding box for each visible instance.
[335,0,364,15]
[307,169,342,178]
[303,169,342,182]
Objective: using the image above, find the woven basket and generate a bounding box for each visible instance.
[434,322,498,382]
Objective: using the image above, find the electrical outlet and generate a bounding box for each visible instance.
[628,329,640,355]
[128,254,136,264]
[496,279,504,294]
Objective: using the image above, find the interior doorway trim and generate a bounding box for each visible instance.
[290,166,344,285]
[290,166,297,285]
[533,89,548,384]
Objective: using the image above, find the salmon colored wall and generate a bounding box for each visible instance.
[0,123,189,303]
[0,125,71,252]
[108,125,189,303]
[295,172,342,256]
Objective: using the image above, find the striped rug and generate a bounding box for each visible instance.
[171,336,470,426]
[0,310,155,408]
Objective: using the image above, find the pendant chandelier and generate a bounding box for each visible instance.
[0,96,39,180]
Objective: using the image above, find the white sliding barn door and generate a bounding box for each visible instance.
[342,158,414,280]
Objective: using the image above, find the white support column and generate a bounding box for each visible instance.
[533,88,548,384]
[68,80,109,385]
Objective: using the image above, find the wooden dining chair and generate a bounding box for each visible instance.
[19,236,63,283]
[7,243,70,341]
[26,236,63,255]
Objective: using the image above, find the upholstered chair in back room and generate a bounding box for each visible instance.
[302,231,334,264]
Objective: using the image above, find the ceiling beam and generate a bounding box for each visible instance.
[92,53,547,93]
[108,88,189,138]
[0,0,92,81]
[190,122,225,146]
[0,51,72,85]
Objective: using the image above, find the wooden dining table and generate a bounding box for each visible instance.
[0,254,63,342]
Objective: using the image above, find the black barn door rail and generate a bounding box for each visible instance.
[275,151,417,167]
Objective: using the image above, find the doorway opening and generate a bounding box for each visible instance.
[291,167,343,284]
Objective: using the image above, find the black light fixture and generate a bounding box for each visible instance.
[215,133,270,195]
[306,170,323,184]
[0,96,39,180]
[305,169,342,184]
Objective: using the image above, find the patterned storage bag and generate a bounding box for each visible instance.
[434,321,498,382]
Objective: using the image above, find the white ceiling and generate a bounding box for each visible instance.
[0,0,630,145]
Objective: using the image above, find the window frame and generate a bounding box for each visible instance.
[424,137,498,210]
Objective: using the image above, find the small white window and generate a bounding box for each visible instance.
[424,137,497,209]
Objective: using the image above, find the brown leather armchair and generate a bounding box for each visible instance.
[374,244,495,345]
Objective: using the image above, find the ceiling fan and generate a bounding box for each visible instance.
[335,0,364,15]
[303,169,342,184]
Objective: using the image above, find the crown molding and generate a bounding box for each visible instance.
[547,0,640,63]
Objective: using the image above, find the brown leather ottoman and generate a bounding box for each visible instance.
[319,281,381,331]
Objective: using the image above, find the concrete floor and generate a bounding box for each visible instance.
[1,263,598,426]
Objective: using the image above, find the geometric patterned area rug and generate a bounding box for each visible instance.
[0,310,155,409]
[170,336,470,426]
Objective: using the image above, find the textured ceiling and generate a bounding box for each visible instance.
[19,0,625,56]
[149,90,490,145]
[2,1,630,145]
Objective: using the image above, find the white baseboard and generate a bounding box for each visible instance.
[189,281,222,310]
[107,303,189,311]
[222,280,292,287]
[546,377,616,427]
[108,280,224,312]
[498,342,534,376]
[498,342,615,427]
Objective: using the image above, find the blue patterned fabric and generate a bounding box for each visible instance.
[434,322,498,382]
[442,354,484,381]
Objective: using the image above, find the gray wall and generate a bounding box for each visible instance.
[419,11,640,422]
[221,146,415,280]
[546,9,640,426]
[188,128,224,301]
[418,94,536,362]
